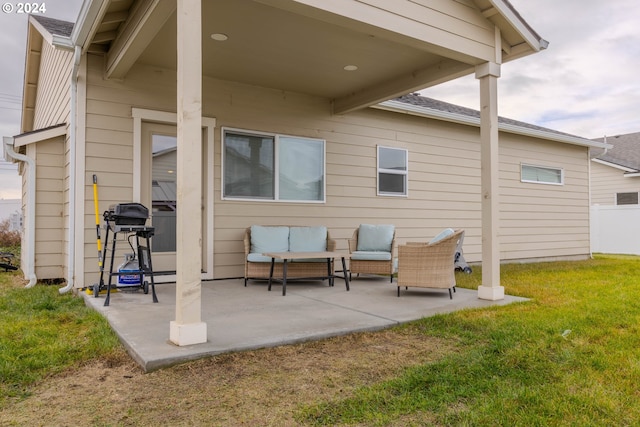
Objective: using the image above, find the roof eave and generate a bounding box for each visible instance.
[490,0,548,53]
[373,100,611,150]
[591,158,638,173]
[70,0,110,51]
[28,15,74,50]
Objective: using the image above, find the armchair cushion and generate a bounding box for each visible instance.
[356,224,395,252]
[351,251,392,261]
[247,253,282,263]
[250,225,289,254]
[429,228,455,244]
[289,226,327,252]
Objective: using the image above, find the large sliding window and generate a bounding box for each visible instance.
[223,129,325,202]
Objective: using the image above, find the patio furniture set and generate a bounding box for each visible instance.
[244,224,468,298]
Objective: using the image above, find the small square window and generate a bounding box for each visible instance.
[377,146,408,196]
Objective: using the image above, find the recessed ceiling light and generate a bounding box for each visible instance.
[211,33,228,41]
[343,65,358,71]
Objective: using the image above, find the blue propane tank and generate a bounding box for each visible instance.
[117,253,141,287]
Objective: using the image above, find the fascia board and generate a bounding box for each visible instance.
[71,0,110,51]
[14,124,67,148]
[489,0,548,51]
[28,15,74,50]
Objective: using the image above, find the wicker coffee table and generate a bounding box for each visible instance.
[263,251,350,296]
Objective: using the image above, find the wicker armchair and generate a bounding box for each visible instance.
[396,229,464,298]
[348,224,396,282]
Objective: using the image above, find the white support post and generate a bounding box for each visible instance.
[170,0,207,345]
[475,62,505,301]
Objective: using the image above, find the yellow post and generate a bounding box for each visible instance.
[93,175,103,268]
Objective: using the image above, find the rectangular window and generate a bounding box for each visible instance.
[378,146,408,196]
[616,192,639,205]
[521,164,563,185]
[223,129,325,202]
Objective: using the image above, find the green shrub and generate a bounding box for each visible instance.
[0,219,20,258]
[0,219,20,247]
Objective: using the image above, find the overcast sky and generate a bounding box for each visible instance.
[1,0,639,199]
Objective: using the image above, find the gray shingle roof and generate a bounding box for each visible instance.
[31,15,74,38]
[592,132,640,172]
[394,93,586,140]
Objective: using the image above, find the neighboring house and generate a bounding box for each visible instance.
[0,199,22,231]
[590,132,640,255]
[591,132,640,205]
[3,0,609,346]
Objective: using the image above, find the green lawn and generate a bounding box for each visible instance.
[3,254,640,425]
[0,270,120,403]
[298,254,640,425]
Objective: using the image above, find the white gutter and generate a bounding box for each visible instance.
[59,45,82,294]
[374,100,613,150]
[2,137,37,288]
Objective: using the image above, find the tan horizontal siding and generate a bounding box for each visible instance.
[498,137,590,260]
[590,161,640,205]
[334,0,495,61]
[33,42,72,130]
[29,137,65,279]
[79,58,592,283]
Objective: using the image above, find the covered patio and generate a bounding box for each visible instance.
[24,0,549,349]
[83,277,526,372]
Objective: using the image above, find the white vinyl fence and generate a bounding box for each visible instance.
[590,205,640,255]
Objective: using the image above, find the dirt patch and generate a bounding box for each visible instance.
[1,329,456,426]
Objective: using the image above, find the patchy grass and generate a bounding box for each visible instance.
[0,271,121,403]
[2,255,640,426]
[298,255,640,425]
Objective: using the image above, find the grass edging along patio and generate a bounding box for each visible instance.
[3,254,640,426]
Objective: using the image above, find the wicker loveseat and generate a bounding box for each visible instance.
[244,225,336,286]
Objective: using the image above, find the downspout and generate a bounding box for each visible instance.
[59,45,82,294]
[2,137,37,288]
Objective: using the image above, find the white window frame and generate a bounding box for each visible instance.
[221,127,326,203]
[521,163,564,186]
[377,146,408,197]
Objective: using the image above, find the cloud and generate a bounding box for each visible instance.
[421,0,640,139]
[0,0,82,196]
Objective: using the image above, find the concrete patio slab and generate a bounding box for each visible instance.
[82,277,527,372]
